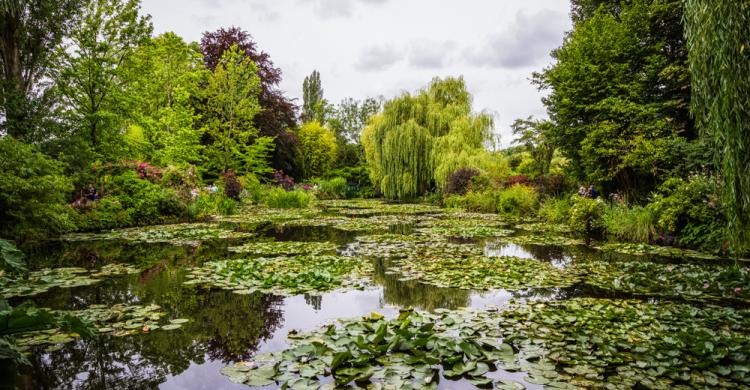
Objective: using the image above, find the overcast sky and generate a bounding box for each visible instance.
[140,0,572,145]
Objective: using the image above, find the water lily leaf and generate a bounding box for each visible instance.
[169,318,189,324]
[244,366,276,386]
[161,324,182,331]
[496,379,525,390]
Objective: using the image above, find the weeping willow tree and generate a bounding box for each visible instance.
[361,77,496,199]
[685,1,750,255]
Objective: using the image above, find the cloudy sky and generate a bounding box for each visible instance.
[140,0,572,145]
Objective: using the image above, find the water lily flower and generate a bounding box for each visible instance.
[703,282,710,289]
[735,287,742,294]
[143,325,150,332]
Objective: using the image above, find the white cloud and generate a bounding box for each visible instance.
[355,44,402,71]
[466,8,568,68]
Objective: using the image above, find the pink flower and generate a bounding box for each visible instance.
[703,282,710,289]
[735,287,742,294]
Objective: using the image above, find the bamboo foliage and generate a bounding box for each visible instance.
[361,77,494,199]
[685,0,750,254]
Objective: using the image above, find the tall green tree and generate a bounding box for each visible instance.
[200,27,299,177]
[301,70,325,123]
[120,32,207,165]
[328,96,382,167]
[0,0,81,141]
[362,77,494,199]
[203,45,273,176]
[534,0,692,196]
[685,0,750,254]
[53,0,152,154]
[511,116,555,176]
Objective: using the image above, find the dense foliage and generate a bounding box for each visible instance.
[684,0,750,254]
[362,77,494,199]
[533,0,695,196]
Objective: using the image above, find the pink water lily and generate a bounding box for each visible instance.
[703,282,710,289]
[735,287,743,294]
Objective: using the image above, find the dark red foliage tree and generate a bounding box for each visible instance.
[200,27,300,177]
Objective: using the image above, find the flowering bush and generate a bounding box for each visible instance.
[272,170,295,191]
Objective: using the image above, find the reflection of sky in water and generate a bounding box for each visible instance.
[485,242,536,259]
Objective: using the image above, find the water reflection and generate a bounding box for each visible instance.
[372,258,471,310]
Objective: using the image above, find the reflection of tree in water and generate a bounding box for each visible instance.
[372,258,470,311]
[272,225,356,244]
[304,294,322,310]
[15,260,284,389]
[510,286,580,301]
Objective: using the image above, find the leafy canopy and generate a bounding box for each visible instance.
[362,77,494,199]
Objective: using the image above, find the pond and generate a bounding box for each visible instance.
[5,199,750,389]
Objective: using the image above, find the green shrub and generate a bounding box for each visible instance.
[316,177,347,199]
[646,175,726,252]
[77,171,188,229]
[603,204,657,243]
[326,165,374,198]
[0,137,76,240]
[496,185,538,217]
[76,197,132,230]
[568,195,606,236]
[263,188,315,209]
[538,197,571,224]
[463,191,499,213]
[444,185,538,217]
[187,193,237,219]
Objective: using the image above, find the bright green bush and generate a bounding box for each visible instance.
[496,185,538,217]
[0,137,76,240]
[538,197,572,224]
[187,193,237,219]
[603,204,657,243]
[263,188,315,209]
[568,195,606,236]
[443,185,538,217]
[316,177,347,200]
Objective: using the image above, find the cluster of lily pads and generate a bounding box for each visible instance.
[595,242,721,261]
[496,298,750,388]
[1,264,140,299]
[228,240,339,256]
[577,259,750,302]
[415,215,513,239]
[349,233,483,260]
[14,303,188,352]
[386,255,581,290]
[221,309,534,389]
[216,207,321,224]
[63,223,255,246]
[224,299,750,389]
[184,255,373,295]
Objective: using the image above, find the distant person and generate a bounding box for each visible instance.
[588,185,598,199]
[86,183,99,201]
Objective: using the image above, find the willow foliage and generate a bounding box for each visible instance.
[361,77,494,199]
[685,0,750,254]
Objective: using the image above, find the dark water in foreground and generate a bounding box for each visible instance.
[7,217,742,389]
